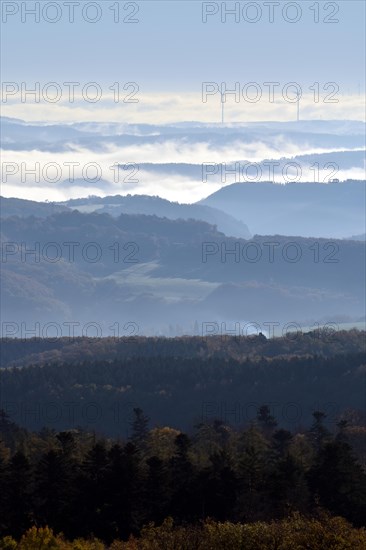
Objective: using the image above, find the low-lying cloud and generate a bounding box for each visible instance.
[1,117,365,202]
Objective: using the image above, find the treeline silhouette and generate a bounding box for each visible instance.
[2,330,365,368]
[1,406,365,544]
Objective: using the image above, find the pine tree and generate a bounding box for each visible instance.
[35,449,73,533]
[257,405,277,438]
[200,449,237,521]
[273,429,293,458]
[76,442,109,539]
[144,456,171,524]
[308,439,366,526]
[105,442,144,541]
[170,434,197,522]
[236,425,270,521]
[129,408,149,452]
[3,452,33,538]
[309,411,331,452]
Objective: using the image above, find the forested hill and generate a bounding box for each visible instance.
[1,331,365,435]
[2,208,365,333]
[1,330,365,369]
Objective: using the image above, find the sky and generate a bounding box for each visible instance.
[1,0,365,123]
[0,1,365,202]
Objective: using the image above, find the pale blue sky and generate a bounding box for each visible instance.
[1,0,365,93]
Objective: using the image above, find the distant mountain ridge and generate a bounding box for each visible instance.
[0,196,68,218]
[199,179,366,239]
[1,206,364,335]
[61,193,251,239]
[1,194,251,239]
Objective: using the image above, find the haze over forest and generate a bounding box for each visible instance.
[1,1,366,547]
